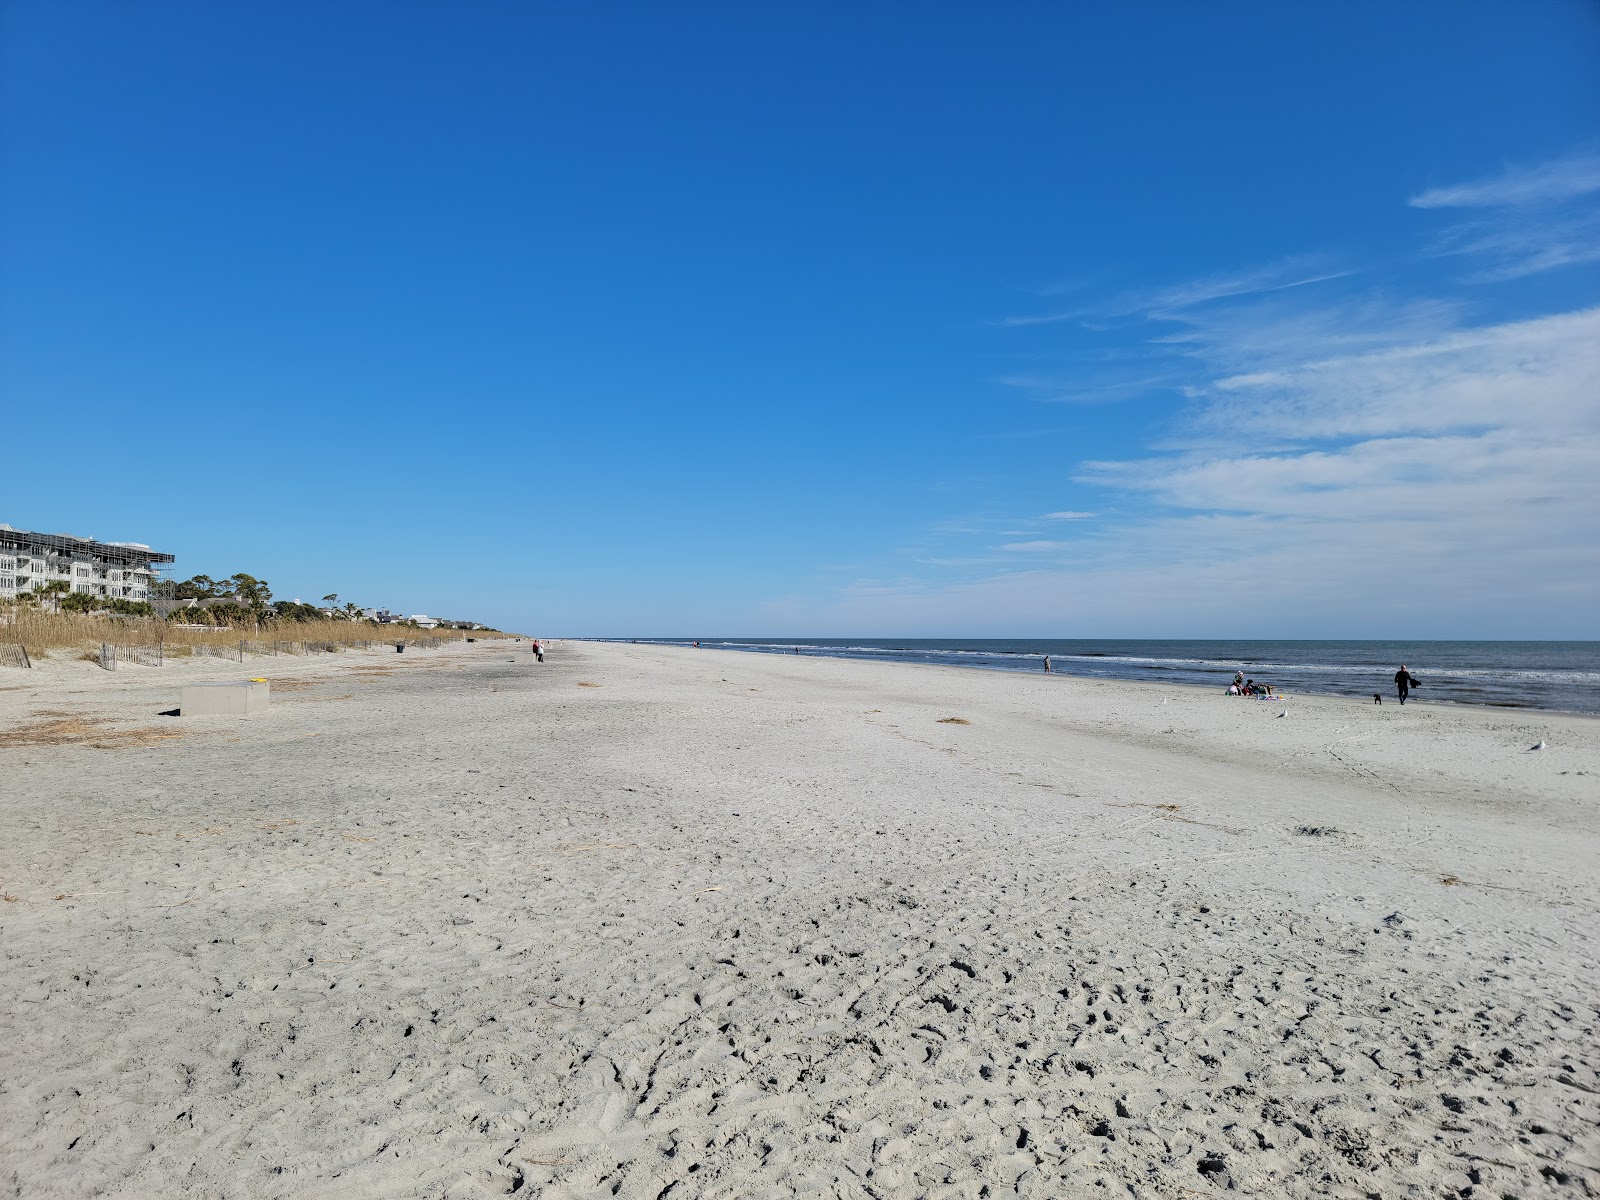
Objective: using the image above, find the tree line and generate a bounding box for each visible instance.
[168,573,373,624]
[163,573,492,629]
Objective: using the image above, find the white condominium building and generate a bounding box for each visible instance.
[0,524,176,602]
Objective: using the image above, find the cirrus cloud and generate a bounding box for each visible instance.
[1410,150,1600,209]
[782,148,1600,638]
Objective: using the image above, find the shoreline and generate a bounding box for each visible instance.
[3,638,1596,1197]
[601,637,1600,721]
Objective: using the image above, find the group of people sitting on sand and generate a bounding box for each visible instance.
[1226,671,1274,697]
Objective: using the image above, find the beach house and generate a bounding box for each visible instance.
[0,524,175,603]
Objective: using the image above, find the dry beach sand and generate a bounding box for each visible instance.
[1,639,1597,1199]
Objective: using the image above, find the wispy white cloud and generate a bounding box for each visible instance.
[988,311,1083,328]
[1141,261,1360,316]
[1148,295,1463,384]
[1410,150,1600,209]
[1411,150,1600,281]
[1428,208,1600,282]
[796,305,1600,636]
[990,256,1359,329]
[1229,308,1592,433]
[989,260,1379,412]
[795,148,1600,635]
[1079,306,1600,505]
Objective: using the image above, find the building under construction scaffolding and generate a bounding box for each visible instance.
[0,524,176,602]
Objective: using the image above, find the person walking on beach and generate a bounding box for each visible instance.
[1042,655,1052,673]
[1394,665,1418,705]
[533,639,544,663]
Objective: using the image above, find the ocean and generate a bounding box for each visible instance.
[609,639,1600,715]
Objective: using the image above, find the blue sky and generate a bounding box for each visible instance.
[3,2,1597,637]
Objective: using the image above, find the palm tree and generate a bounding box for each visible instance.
[35,580,71,614]
[323,594,338,606]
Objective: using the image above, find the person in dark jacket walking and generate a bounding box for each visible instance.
[1394,665,1419,704]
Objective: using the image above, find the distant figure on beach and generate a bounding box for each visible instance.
[1043,655,1051,673]
[694,641,700,648]
[533,639,544,663]
[1394,665,1419,705]
[1233,671,1245,691]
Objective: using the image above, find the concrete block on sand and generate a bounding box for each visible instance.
[180,680,269,715]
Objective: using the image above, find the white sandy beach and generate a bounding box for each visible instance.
[2,638,1597,1199]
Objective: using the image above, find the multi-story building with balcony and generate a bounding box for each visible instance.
[0,524,176,602]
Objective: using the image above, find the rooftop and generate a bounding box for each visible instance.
[0,524,176,565]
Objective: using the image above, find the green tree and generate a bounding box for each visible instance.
[229,574,272,609]
[220,600,250,623]
[34,580,71,613]
[174,574,221,599]
[323,594,338,606]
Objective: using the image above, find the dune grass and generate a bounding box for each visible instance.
[0,608,508,660]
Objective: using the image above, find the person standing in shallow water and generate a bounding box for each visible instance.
[1043,655,1052,673]
[1394,665,1419,704]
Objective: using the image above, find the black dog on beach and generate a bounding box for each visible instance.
[1373,693,1383,705]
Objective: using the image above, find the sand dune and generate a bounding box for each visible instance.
[1,639,1596,1198]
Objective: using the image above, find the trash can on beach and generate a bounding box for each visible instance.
[395,642,405,653]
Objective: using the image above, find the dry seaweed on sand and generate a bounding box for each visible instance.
[0,716,183,750]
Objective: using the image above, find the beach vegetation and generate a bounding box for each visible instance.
[271,600,327,622]
[27,580,72,612]
[0,607,511,660]
[58,593,155,618]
